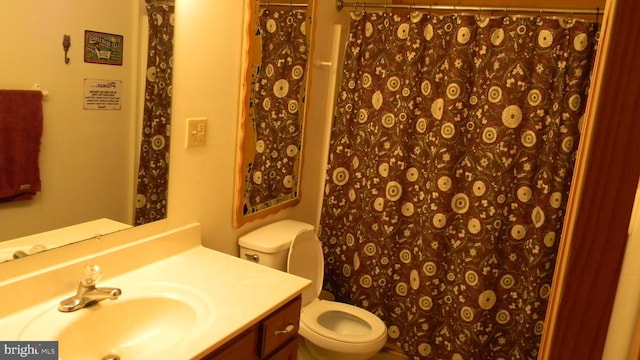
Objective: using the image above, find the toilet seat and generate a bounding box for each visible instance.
[301,300,387,344]
[287,229,324,307]
[287,229,387,347]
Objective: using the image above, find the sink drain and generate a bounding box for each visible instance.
[101,355,120,360]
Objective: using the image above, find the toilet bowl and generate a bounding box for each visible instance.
[239,220,387,360]
[299,300,387,360]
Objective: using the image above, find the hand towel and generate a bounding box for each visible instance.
[0,90,44,202]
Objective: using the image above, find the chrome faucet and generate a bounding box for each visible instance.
[58,264,122,312]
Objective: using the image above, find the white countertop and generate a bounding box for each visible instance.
[0,224,310,359]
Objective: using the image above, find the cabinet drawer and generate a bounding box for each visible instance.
[267,337,298,360]
[260,296,301,358]
[202,326,258,360]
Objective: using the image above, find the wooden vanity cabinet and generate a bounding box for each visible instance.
[201,295,301,360]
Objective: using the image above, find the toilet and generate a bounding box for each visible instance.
[239,220,387,360]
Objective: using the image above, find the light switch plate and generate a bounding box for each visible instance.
[186,117,207,148]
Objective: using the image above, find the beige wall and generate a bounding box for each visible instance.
[166,0,351,255]
[167,1,298,256]
[603,183,640,358]
[0,1,140,241]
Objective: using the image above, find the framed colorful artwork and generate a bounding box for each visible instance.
[84,30,124,66]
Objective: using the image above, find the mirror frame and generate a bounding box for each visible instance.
[233,0,316,227]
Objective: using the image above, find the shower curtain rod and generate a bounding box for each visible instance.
[336,0,602,15]
[147,0,174,5]
[260,2,308,7]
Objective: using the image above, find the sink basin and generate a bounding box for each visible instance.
[58,297,195,359]
[19,282,214,359]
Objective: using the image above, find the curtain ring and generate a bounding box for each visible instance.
[353,0,361,15]
[570,10,576,25]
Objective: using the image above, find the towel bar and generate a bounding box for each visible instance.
[32,84,49,98]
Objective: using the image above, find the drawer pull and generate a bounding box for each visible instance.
[274,324,295,335]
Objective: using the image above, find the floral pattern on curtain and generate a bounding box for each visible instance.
[135,1,174,225]
[320,11,598,359]
[242,9,308,216]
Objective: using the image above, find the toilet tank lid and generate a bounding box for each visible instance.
[238,220,315,253]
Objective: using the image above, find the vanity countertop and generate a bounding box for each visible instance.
[0,223,310,359]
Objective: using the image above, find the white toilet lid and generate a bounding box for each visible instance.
[287,229,323,307]
[301,300,387,344]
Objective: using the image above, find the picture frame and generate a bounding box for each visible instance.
[84,30,124,66]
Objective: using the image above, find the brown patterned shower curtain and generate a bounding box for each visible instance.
[135,1,174,225]
[319,11,597,359]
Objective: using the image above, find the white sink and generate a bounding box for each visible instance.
[18,282,215,360]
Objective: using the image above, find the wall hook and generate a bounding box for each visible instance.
[62,34,71,64]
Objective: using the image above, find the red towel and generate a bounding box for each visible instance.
[0,90,43,202]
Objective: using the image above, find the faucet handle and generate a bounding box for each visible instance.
[80,264,103,286]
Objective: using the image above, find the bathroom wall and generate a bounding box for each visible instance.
[603,182,640,358]
[0,1,139,240]
[167,1,298,256]
[167,0,348,255]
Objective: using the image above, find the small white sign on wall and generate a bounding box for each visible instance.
[83,79,122,110]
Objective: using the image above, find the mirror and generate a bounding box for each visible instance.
[233,0,315,227]
[0,0,174,261]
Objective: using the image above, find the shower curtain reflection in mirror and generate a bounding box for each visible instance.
[135,0,174,225]
[319,11,598,359]
[234,1,311,227]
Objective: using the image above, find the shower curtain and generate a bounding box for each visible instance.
[319,11,598,359]
[135,1,174,225]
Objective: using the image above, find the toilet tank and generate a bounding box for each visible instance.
[238,220,314,271]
